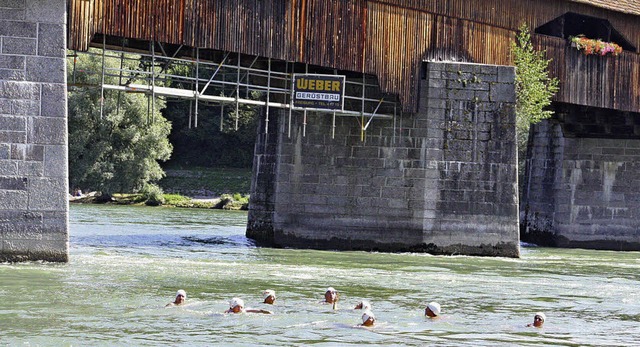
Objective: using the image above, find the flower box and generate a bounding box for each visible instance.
[569,36,623,56]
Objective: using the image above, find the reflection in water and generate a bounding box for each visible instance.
[0,204,639,346]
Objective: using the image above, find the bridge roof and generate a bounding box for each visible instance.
[570,0,640,16]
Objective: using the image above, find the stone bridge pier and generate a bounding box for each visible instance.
[248,61,521,257]
[0,0,68,262]
[521,104,640,250]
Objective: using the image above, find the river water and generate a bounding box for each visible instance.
[1,204,639,346]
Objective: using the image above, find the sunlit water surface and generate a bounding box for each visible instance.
[1,204,639,346]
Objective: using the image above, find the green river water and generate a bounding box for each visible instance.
[0,204,639,346]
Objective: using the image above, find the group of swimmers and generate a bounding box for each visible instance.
[166,287,546,328]
[165,288,275,315]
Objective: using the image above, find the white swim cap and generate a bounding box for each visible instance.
[427,302,441,316]
[176,289,186,299]
[230,297,244,309]
[535,312,546,322]
[263,289,276,300]
[362,310,375,323]
[358,300,372,310]
[326,287,337,293]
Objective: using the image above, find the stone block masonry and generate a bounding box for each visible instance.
[248,61,520,257]
[521,109,640,251]
[0,0,68,262]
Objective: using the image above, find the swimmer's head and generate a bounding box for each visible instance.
[263,289,276,304]
[229,298,245,313]
[173,289,186,304]
[361,310,375,326]
[324,287,338,303]
[425,302,441,317]
[354,300,371,310]
[533,312,545,327]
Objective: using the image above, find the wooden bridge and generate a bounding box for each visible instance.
[65,0,640,252]
[67,0,640,113]
[1,0,640,261]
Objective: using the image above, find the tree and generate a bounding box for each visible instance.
[67,49,173,197]
[512,24,559,143]
[511,24,559,183]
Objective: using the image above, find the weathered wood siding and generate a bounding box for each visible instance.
[538,36,640,113]
[67,0,640,113]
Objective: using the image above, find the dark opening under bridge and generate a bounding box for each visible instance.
[1,0,640,261]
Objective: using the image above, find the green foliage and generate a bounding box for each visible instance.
[214,194,234,208]
[163,194,192,205]
[511,24,560,147]
[511,24,560,195]
[141,183,165,206]
[184,200,216,209]
[223,200,248,210]
[130,193,147,204]
[215,193,249,210]
[67,49,173,195]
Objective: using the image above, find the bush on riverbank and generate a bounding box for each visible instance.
[214,193,249,210]
[141,183,165,206]
[69,192,248,210]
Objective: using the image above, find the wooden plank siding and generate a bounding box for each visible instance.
[67,0,640,113]
[539,36,640,112]
[372,0,640,48]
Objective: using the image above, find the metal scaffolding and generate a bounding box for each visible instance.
[68,37,400,138]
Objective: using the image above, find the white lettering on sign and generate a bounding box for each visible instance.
[295,92,340,101]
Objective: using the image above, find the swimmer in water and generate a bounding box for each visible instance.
[360,310,376,327]
[225,297,272,314]
[165,289,186,307]
[354,300,371,310]
[263,289,276,304]
[526,312,545,328]
[425,302,441,318]
[323,287,338,304]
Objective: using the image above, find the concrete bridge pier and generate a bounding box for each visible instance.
[0,0,68,262]
[248,61,521,257]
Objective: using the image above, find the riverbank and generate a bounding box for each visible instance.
[158,167,251,197]
[69,167,252,210]
[69,192,249,210]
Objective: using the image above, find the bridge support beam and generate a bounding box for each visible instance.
[0,0,68,262]
[521,106,640,250]
[248,61,520,257]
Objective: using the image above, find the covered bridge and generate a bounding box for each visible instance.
[66,1,640,255]
[1,0,639,262]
